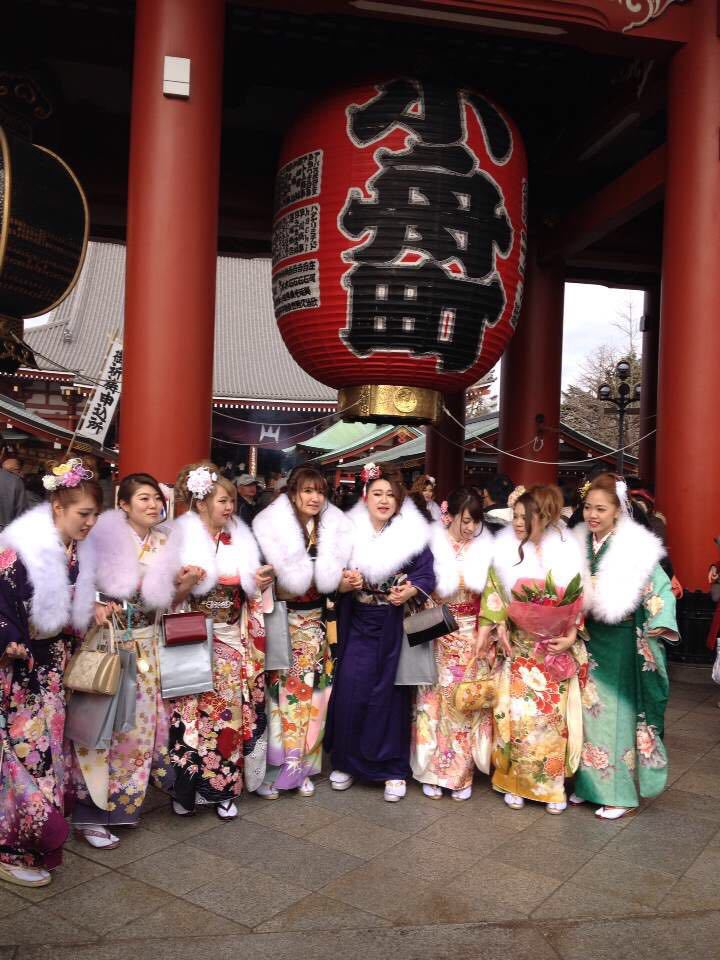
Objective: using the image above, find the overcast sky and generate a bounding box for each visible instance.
[562,284,645,388]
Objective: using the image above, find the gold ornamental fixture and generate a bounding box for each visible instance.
[339,384,442,424]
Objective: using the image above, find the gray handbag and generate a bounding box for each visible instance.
[395,632,438,686]
[158,616,214,699]
[65,687,120,750]
[263,590,292,671]
[113,646,137,733]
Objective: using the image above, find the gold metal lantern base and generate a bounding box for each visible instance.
[339,384,442,424]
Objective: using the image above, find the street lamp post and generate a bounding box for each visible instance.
[598,360,641,476]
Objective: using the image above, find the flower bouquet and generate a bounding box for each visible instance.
[507,572,583,681]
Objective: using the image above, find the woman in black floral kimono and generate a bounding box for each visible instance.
[0,459,100,888]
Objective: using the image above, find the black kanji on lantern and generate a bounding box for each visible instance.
[344,261,505,372]
[340,80,514,372]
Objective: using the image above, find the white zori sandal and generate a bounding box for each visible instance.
[75,826,120,849]
[329,770,354,791]
[384,780,406,802]
[595,806,635,820]
[546,801,567,815]
[216,799,238,820]
[0,861,52,887]
[256,782,280,800]
[298,777,315,797]
[423,784,443,799]
[504,792,525,810]
[451,786,472,801]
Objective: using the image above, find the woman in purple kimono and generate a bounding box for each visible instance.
[325,465,436,802]
[0,460,100,888]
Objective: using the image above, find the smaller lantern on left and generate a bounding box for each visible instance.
[0,126,89,372]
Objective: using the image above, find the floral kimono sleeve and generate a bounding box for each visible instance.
[643,564,679,642]
[478,567,507,626]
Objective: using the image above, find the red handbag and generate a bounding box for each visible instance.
[161,611,208,646]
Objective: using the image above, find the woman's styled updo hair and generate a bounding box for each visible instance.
[45,458,103,511]
[585,472,622,510]
[527,484,564,530]
[446,486,484,524]
[514,484,564,564]
[175,461,236,512]
[410,474,435,495]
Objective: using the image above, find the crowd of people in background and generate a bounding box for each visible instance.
[0,451,686,892]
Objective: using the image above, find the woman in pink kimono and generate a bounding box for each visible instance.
[70,473,173,849]
[412,488,495,800]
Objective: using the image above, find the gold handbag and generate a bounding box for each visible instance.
[454,661,497,713]
[64,621,121,695]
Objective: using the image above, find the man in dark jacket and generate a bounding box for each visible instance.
[236,474,258,525]
[0,466,27,531]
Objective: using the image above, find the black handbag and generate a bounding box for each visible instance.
[403,586,458,647]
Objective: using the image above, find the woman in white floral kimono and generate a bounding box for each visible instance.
[481,485,587,814]
[412,487,494,800]
[570,473,678,820]
[70,474,172,849]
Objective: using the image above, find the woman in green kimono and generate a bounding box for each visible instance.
[570,472,678,820]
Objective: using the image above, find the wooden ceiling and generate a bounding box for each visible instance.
[3,0,674,281]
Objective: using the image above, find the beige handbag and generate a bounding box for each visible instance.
[64,621,121,695]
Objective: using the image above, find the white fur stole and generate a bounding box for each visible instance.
[572,519,665,623]
[492,524,583,598]
[88,508,169,600]
[430,523,495,599]
[346,497,431,584]
[252,493,352,596]
[0,503,96,635]
[142,511,260,611]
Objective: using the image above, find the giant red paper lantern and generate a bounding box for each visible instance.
[272,79,527,422]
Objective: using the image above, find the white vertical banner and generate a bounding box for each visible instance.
[76,339,123,444]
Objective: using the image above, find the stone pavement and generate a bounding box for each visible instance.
[2,669,720,960]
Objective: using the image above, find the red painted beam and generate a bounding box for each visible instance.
[239,0,691,42]
[541,145,666,262]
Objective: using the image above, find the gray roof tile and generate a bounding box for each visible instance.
[25,242,337,403]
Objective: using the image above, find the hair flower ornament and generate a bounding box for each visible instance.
[507,485,526,509]
[360,462,381,485]
[427,475,436,486]
[360,461,382,500]
[187,466,217,500]
[615,477,632,518]
[42,458,94,492]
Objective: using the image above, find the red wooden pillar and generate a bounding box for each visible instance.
[656,0,720,589]
[638,284,659,484]
[498,247,564,487]
[120,0,225,483]
[426,391,465,501]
